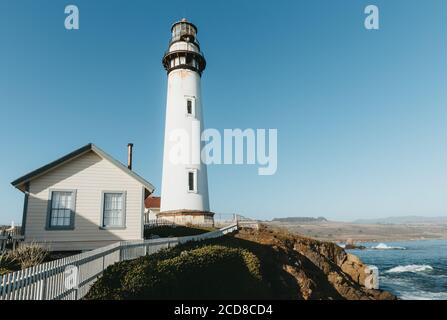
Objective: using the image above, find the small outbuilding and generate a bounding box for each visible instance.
[144,196,161,223]
[11,143,155,251]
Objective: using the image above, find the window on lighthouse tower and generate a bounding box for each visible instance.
[186,97,195,117]
[188,170,197,193]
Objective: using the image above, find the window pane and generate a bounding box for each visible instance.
[52,193,60,209]
[188,172,194,191]
[104,195,111,210]
[60,193,66,208]
[65,195,71,209]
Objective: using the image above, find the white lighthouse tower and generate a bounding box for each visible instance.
[159,19,213,225]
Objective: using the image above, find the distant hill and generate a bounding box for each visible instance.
[266,216,447,242]
[272,217,327,223]
[352,216,447,225]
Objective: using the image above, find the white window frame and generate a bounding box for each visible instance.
[46,189,76,230]
[100,191,127,229]
[187,169,198,193]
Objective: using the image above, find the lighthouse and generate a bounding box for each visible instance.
[159,19,213,225]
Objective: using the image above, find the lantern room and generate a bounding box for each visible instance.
[162,19,206,76]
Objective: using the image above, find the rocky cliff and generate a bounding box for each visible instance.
[86,224,397,300]
[235,225,396,300]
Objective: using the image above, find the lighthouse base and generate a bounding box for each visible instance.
[157,210,215,226]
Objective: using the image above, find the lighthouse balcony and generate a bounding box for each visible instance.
[162,49,206,75]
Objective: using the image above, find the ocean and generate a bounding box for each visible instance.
[346,239,447,300]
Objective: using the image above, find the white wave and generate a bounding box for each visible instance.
[371,243,406,250]
[386,264,433,273]
[399,290,447,300]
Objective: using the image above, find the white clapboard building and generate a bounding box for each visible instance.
[11,143,154,251]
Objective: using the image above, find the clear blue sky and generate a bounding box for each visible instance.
[1,0,446,224]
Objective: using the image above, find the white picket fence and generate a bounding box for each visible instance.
[0,223,238,300]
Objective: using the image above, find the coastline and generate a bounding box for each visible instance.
[337,236,447,243]
[347,239,447,300]
[266,221,447,243]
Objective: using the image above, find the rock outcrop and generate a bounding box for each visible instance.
[235,225,396,300]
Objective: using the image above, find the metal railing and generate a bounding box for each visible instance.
[144,218,177,230]
[0,227,24,253]
[0,226,22,237]
[0,223,238,300]
[142,214,260,230]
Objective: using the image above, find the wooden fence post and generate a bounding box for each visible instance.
[38,265,47,300]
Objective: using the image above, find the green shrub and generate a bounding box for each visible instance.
[85,244,267,300]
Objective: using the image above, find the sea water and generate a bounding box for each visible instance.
[347,239,447,300]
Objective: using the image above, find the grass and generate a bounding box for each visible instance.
[85,240,268,300]
[85,229,303,300]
